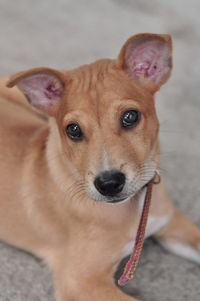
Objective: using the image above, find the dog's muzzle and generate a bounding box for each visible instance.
[93,169,160,204]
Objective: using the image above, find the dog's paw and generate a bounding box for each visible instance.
[193,236,200,252]
[160,239,200,264]
[186,233,200,263]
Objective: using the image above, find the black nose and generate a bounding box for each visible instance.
[94,170,125,197]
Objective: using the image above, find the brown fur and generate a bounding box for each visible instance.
[0,34,200,301]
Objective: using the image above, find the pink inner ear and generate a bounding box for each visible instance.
[19,74,63,110]
[125,40,171,85]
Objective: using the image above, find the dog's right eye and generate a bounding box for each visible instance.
[66,123,83,141]
[121,110,141,129]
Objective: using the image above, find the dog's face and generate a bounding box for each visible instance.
[7,33,172,204]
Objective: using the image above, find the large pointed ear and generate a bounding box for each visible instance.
[7,67,65,116]
[117,33,172,93]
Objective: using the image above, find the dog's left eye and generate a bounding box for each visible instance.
[121,110,141,129]
[66,123,83,141]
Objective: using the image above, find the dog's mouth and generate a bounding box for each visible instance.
[105,182,149,204]
[103,171,160,204]
[88,170,160,204]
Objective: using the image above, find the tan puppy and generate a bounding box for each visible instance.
[0,33,200,301]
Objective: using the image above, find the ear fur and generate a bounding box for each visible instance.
[117,33,172,93]
[7,67,65,116]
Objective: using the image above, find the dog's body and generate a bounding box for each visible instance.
[0,34,200,301]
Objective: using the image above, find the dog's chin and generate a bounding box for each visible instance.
[110,189,147,205]
[107,196,133,204]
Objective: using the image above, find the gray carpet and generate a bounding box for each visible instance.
[0,0,200,300]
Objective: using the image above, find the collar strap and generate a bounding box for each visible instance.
[118,172,158,286]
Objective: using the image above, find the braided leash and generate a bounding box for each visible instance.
[118,172,160,286]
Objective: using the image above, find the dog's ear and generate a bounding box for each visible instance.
[117,33,172,93]
[7,67,65,115]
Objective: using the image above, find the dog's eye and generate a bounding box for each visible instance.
[121,110,141,129]
[66,123,83,141]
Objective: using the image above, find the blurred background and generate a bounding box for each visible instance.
[0,0,200,300]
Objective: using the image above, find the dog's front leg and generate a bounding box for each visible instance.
[54,276,139,301]
[151,179,200,263]
[155,209,200,263]
[49,254,139,301]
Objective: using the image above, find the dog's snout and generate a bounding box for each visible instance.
[94,170,125,197]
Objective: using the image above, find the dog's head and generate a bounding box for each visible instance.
[7,33,172,204]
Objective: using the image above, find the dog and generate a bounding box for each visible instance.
[0,33,200,301]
